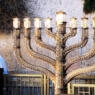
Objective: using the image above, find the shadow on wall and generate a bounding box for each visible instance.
[0,55,8,74]
[0,0,28,33]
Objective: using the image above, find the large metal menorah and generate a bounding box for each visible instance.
[13,11,95,95]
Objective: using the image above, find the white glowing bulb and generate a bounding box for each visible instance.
[45,18,52,28]
[56,11,66,25]
[23,17,31,28]
[69,17,77,28]
[81,17,88,28]
[13,18,20,29]
[34,18,41,28]
[92,17,95,28]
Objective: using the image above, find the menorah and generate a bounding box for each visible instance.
[13,11,95,95]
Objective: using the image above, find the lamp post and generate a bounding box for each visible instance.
[13,11,95,95]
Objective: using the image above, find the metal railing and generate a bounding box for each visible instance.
[3,74,95,95]
[68,75,95,95]
[3,74,54,95]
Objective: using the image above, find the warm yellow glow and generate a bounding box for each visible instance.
[69,17,77,28]
[34,18,41,28]
[13,18,20,29]
[81,17,88,28]
[23,17,31,28]
[92,17,95,28]
[56,11,66,25]
[45,18,52,28]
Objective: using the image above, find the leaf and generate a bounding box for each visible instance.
[83,0,95,14]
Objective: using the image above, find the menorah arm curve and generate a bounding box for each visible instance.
[15,48,55,82]
[35,37,56,53]
[64,29,88,55]
[34,28,56,53]
[35,30,76,53]
[62,28,77,42]
[65,65,95,83]
[64,37,88,55]
[66,46,95,70]
[23,35,56,67]
[45,28,56,39]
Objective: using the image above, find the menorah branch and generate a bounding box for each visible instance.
[15,48,55,82]
[66,64,95,83]
[62,28,77,42]
[23,29,56,67]
[64,28,88,55]
[13,28,56,71]
[34,28,56,53]
[13,29,55,82]
[45,28,56,39]
[66,44,95,70]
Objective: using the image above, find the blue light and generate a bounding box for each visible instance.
[0,55,8,74]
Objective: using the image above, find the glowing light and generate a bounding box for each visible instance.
[69,17,77,28]
[45,18,52,28]
[81,17,88,28]
[13,18,20,29]
[56,11,66,25]
[34,18,41,28]
[23,17,31,29]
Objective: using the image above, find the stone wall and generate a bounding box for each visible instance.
[25,0,84,27]
[0,32,17,71]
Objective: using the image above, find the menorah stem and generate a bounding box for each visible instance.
[55,22,67,95]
